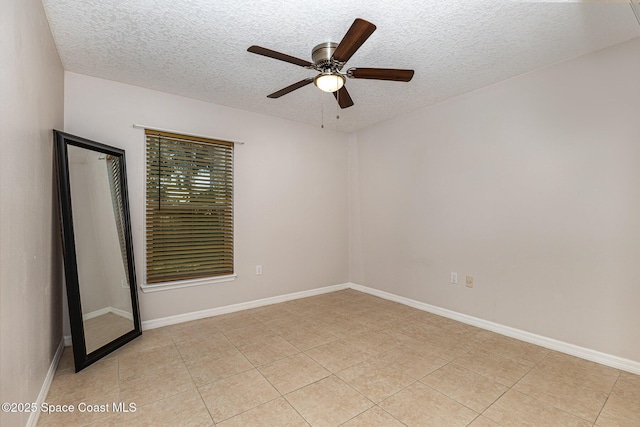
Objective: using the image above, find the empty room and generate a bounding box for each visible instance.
[2,0,640,426]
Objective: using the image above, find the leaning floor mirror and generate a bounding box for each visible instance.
[54,130,141,372]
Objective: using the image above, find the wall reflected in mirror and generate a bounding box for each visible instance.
[67,146,134,353]
[55,130,141,372]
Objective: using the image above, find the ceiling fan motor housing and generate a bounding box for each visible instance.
[312,42,340,70]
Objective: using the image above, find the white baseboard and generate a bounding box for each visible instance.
[26,338,65,427]
[109,306,134,321]
[142,283,350,330]
[82,306,110,321]
[132,280,640,375]
[83,306,133,321]
[66,307,135,347]
[348,282,640,375]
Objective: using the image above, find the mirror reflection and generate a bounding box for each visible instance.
[55,130,141,372]
[67,145,135,353]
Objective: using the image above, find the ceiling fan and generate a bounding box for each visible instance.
[247,18,414,109]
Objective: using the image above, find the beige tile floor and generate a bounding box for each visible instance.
[38,289,640,426]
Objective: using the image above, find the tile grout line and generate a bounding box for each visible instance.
[280,393,313,426]
[211,308,323,425]
[591,371,621,426]
[506,350,621,425]
[171,331,218,426]
[480,349,547,424]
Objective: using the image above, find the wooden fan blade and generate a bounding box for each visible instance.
[348,68,414,82]
[267,78,314,98]
[248,45,313,68]
[332,18,376,63]
[333,86,354,109]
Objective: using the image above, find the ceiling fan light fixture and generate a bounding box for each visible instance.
[314,73,345,93]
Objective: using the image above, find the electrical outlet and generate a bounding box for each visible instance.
[466,275,474,288]
[450,272,458,284]
[256,265,262,275]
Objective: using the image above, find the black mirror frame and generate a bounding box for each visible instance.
[54,130,141,372]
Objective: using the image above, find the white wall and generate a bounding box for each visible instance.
[350,37,640,363]
[0,0,65,425]
[64,72,349,321]
[67,147,130,315]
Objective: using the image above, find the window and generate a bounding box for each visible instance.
[106,155,129,281]
[145,129,234,284]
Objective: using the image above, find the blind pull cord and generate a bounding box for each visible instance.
[158,136,161,211]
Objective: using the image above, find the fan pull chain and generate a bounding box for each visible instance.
[336,90,340,120]
[321,90,324,128]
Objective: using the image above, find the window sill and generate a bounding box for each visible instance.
[140,274,237,293]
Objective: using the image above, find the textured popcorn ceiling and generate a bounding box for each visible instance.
[42,0,640,133]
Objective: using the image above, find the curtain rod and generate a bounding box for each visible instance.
[132,124,244,145]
